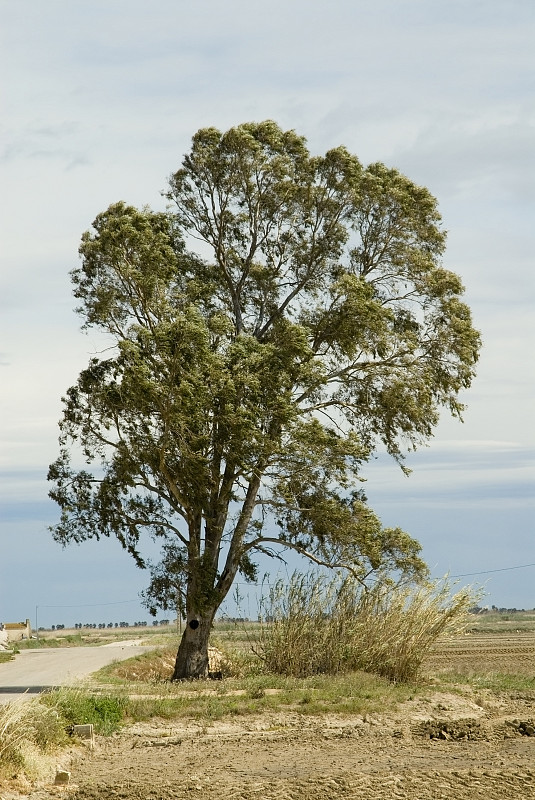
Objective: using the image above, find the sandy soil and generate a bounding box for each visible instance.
[23,689,535,800]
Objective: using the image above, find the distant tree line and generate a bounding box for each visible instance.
[468,606,533,614]
[48,620,171,631]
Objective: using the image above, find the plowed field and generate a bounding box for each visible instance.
[424,631,535,675]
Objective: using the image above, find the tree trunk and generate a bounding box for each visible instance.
[171,609,215,680]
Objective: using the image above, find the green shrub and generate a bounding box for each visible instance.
[43,688,127,735]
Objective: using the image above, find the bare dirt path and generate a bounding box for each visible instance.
[0,641,153,704]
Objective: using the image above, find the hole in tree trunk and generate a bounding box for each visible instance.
[189,619,200,630]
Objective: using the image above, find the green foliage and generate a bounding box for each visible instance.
[467,610,535,634]
[256,572,479,682]
[43,688,127,735]
[48,121,480,676]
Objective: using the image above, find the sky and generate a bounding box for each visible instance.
[1,0,533,628]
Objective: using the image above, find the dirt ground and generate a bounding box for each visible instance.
[33,698,535,800]
[21,632,535,800]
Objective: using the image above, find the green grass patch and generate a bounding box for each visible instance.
[91,662,416,723]
[0,650,15,663]
[16,634,84,650]
[467,611,535,634]
[41,688,128,735]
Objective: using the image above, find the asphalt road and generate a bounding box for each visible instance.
[0,640,155,704]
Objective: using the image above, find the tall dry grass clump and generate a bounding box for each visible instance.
[256,573,355,677]
[256,572,478,682]
[0,696,67,783]
[349,580,477,681]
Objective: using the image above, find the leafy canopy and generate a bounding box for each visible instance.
[48,121,480,614]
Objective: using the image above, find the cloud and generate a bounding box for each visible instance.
[1,121,81,162]
[363,441,535,511]
[66,155,92,171]
[0,122,91,183]
[392,117,535,203]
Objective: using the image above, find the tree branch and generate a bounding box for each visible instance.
[243,536,370,589]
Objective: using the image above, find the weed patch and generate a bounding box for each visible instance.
[438,671,535,697]
[42,688,127,735]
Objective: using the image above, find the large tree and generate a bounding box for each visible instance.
[48,121,480,679]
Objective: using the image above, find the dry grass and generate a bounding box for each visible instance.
[255,573,479,681]
[0,695,67,784]
[102,647,177,682]
[0,651,15,663]
[351,580,478,681]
